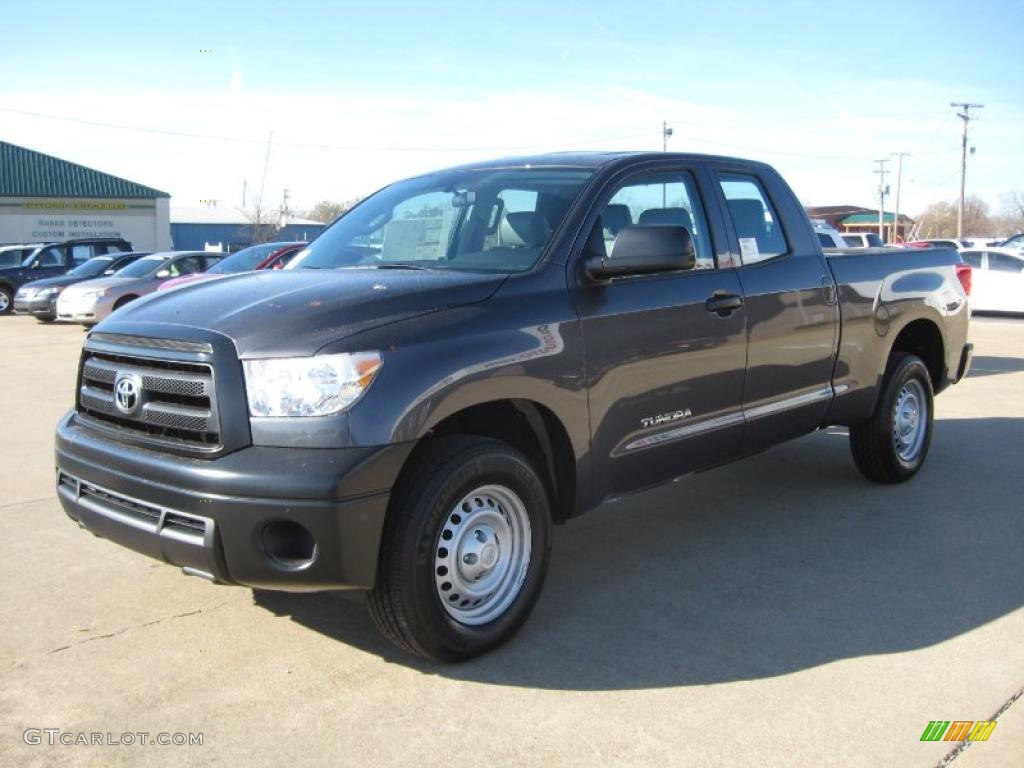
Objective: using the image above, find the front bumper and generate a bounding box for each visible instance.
[56,294,107,324]
[14,295,57,318]
[55,411,413,590]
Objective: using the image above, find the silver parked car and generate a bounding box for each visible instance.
[56,251,218,325]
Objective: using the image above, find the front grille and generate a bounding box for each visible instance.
[77,348,221,450]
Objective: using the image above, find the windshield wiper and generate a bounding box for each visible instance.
[371,263,433,271]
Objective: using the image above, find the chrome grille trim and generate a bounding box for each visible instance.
[87,333,214,354]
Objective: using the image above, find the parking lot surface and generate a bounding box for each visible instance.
[1,315,1022,767]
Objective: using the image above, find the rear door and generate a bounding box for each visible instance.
[574,163,748,500]
[984,251,1024,312]
[710,166,840,455]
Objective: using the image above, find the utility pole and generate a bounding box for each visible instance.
[891,152,910,243]
[950,102,984,238]
[874,158,890,242]
[661,121,674,206]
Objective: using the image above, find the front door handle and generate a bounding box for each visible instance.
[706,292,744,316]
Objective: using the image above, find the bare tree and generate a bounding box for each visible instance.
[243,196,282,245]
[999,191,1024,234]
[916,196,992,238]
[307,198,362,224]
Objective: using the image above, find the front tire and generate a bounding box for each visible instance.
[368,436,552,662]
[850,353,934,483]
[0,286,12,315]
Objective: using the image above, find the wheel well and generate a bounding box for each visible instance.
[0,282,13,294]
[418,400,576,523]
[114,294,138,309]
[891,319,944,389]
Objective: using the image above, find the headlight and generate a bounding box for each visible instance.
[80,288,107,300]
[243,352,382,417]
[37,287,62,298]
[16,287,34,299]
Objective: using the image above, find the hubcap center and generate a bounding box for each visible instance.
[459,526,501,581]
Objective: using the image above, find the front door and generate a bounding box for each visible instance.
[573,166,748,501]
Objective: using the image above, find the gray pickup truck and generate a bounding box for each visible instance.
[55,152,972,661]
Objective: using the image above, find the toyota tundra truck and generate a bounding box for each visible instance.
[55,152,972,661]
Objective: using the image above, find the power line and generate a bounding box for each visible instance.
[0,106,652,153]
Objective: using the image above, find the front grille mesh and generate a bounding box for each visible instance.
[77,348,220,450]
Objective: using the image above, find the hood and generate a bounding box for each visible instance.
[102,267,507,357]
[62,276,140,295]
[158,273,223,292]
[18,273,99,291]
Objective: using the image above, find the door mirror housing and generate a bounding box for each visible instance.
[584,225,696,280]
[156,269,171,279]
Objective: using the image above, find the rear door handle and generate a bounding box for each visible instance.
[706,292,744,316]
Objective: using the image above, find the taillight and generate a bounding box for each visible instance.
[956,263,972,296]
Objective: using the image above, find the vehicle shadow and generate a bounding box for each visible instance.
[252,416,1024,691]
[968,355,1024,378]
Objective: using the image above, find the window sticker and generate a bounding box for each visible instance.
[738,237,760,263]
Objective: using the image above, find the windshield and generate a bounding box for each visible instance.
[67,256,116,278]
[289,167,594,273]
[208,243,281,274]
[115,255,169,278]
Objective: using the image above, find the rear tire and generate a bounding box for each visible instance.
[850,353,934,483]
[0,286,12,315]
[368,436,552,662]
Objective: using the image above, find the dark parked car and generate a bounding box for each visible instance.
[55,152,971,661]
[0,237,132,314]
[0,244,46,270]
[13,252,150,322]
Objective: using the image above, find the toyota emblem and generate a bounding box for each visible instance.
[114,373,142,415]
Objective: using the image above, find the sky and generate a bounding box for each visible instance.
[2,0,1022,221]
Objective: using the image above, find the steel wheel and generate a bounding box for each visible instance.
[434,484,532,626]
[892,379,928,462]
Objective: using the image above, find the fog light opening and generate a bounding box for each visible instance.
[261,520,318,570]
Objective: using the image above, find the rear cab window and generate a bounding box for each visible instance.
[717,173,788,265]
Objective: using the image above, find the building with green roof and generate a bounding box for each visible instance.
[0,141,171,250]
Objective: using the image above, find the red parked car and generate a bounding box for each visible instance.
[158,242,308,291]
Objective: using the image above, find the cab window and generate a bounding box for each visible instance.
[598,171,714,269]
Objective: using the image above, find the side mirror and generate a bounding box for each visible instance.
[103,269,116,275]
[584,225,696,280]
[156,269,171,279]
[31,261,41,269]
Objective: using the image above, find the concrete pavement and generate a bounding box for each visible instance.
[1,314,1021,767]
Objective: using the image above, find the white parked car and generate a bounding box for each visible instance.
[810,219,847,248]
[960,247,1024,314]
[841,232,885,248]
[999,233,1024,251]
